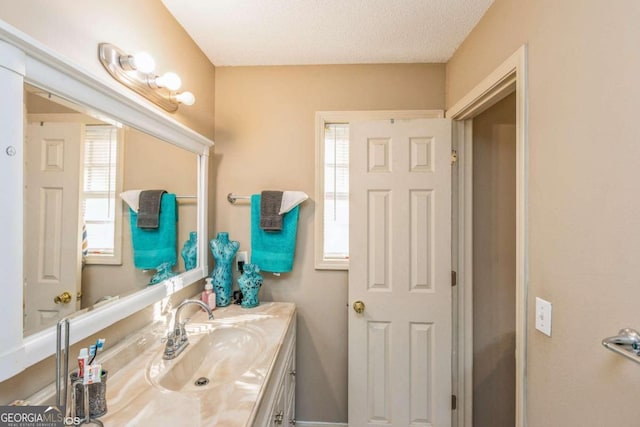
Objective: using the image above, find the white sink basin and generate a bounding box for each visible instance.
[147,324,264,393]
[98,303,295,427]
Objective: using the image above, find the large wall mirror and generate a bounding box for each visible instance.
[23,84,199,336]
[0,22,212,381]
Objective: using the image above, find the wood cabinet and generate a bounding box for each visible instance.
[253,313,296,426]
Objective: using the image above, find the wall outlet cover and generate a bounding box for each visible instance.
[236,251,248,271]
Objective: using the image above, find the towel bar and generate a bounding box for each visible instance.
[602,328,640,365]
[227,193,251,204]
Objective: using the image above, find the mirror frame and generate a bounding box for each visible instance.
[0,21,213,381]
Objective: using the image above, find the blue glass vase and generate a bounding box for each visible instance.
[210,232,239,307]
[238,264,263,308]
[180,231,197,271]
[149,261,176,285]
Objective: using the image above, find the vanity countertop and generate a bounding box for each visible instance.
[98,302,296,426]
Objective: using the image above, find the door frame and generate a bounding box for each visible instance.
[446,45,528,427]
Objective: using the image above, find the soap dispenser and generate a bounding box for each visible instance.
[202,278,216,310]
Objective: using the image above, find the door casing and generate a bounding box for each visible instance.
[447,45,528,427]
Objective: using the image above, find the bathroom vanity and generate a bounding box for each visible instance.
[97,302,296,426]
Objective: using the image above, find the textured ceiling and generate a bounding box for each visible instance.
[161,0,494,66]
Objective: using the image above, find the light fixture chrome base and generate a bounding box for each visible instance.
[98,43,178,112]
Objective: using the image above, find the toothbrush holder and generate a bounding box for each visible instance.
[69,370,108,419]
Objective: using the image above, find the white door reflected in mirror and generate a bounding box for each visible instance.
[24,121,82,335]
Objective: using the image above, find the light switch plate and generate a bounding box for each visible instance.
[535,297,552,336]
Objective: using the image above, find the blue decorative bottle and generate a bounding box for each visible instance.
[181,231,198,271]
[210,232,239,307]
[237,263,263,308]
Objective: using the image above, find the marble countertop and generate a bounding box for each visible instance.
[98,302,296,427]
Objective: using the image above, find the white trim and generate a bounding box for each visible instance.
[451,119,474,427]
[197,152,210,276]
[314,110,444,270]
[318,109,444,123]
[0,20,213,381]
[295,423,348,427]
[314,116,348,270]
[0,39,26,382]
[447,45,528,427]
[26,113,106,125]
[447,56,518,121]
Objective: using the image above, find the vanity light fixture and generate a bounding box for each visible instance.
[119,51,156,74]
[150,72,182,91]
[98,43,195,112]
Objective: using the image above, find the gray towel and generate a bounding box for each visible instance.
[260,191,284,231]
[137,190,167,229]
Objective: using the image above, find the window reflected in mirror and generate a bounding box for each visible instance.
[82,124,122,263]
[23,84,199,336]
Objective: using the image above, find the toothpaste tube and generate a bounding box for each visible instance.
[78,348,88,377]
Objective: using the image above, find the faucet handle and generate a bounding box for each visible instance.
[164,334,176,353]
[162,330,173,343]
[176,321,188,343]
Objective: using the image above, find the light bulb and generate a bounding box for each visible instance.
[120,52,156,73]
[132,52,156,74]
[154,72,182,91]
[174,91,195,106]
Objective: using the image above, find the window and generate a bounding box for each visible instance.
[323,124,349,259]
[82,124,123,264]
[315,120,349,269]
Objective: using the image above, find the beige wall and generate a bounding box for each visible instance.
[214,64,445,422]
[472,93,516,427]
[0,0,215,403]
[448,1,640,425]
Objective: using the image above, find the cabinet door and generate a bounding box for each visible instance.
[270,376,286,427]
[285,342,296,426]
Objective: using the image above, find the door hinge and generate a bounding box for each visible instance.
[451,270,457,287]
[451,149,458,164]
[452,394,457,410]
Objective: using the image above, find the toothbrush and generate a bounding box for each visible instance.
[88,344,96,361]
[88,338,105,365]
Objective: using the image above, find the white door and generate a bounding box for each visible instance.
[349,118,452,426]
[24,122,83,335]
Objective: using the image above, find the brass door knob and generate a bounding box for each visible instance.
[353,300,365,314]
[54,291,72,304]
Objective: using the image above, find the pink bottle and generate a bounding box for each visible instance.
[201,278,216,310]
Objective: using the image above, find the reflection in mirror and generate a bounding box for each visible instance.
[23,84,198,337]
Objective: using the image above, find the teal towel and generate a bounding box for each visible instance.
[251,194,299,273]
[129,193,177,269]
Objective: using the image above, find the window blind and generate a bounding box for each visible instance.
[82,125,118,255]
[323,123,349,259]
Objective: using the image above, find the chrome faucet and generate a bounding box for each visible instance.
[163,299,214,360]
